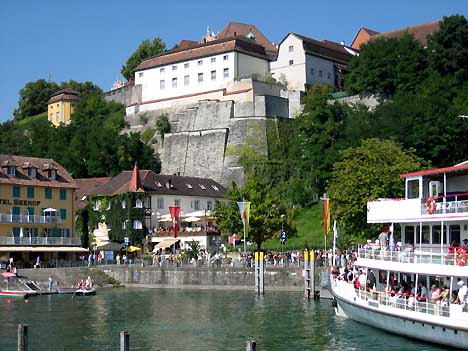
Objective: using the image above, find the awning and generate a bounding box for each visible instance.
[43,208,57,212]
[96,242,124,251]
[153,239,179,250]
[0,246,88,252]
[183,216,202,222]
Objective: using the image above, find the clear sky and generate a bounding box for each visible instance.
[1,0,467,122]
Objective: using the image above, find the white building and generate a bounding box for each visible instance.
[270,33,358,92]
[132,36,271,113]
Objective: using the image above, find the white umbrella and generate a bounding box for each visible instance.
[43,208,57,213]
[184,216,202,222]
[19,227,23,238]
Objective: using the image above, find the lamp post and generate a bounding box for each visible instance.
[156,212,160,234]
[280,214,285,255]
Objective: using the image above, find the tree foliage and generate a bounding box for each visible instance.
[14,80,59,120]
[327,139,426,244]
[346,33,427,96]
[121,38,166,81]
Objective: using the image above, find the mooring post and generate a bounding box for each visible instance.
[246,339,257,351]
[120,331,129,351]
[254,251,264,295]
[17,324,28,351]
[304,249,316,299]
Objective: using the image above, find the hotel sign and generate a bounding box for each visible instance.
[0,199,41,206]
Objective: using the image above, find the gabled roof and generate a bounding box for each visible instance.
[0,155,77,189]
[350,27,380,49]
[370,20,440,47]
[219,22,278,53]
[136,36,270,72]
[90,169,226,198]
[47,88,79,104]
[288,33,357,65]
[74,177,112,209]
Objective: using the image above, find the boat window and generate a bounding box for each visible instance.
[407,179,420,199]
[416,225,430,244]
[449,225,461,245]
[432,225,445,244]
[404,226,415,245]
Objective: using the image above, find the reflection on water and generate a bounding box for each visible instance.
[0,288,446,351]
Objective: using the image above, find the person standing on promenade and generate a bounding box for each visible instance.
[48,276,53,292]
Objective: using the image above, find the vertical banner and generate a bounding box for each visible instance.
[237,201,251,254]
[169,206,181,238]
[323,198,330,236]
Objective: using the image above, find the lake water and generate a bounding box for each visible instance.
[0,288,446,351]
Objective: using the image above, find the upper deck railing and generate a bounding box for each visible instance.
[420,192,468,216]
[357,243,467,266]
[0,237,81,246]
[0,213,62,225]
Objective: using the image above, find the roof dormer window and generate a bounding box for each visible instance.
[7,166,16,176]
[28,167,36,178]
[211,185,219,191]
[186,183,192,189]
[198,184,206,190]
[49,169,56,180]
[155,181,162,188]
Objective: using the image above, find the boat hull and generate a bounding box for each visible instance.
[74,288,96,296]
[332,290,468,349]
[0,290,29,299]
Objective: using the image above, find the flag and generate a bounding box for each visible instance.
[237,201,251,231]
[333,220,338,239]
[169,206,181,238]
[323,198,331,236]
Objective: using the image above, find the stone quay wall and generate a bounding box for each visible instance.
[101,265,304,291]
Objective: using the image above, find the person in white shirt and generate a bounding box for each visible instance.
[457,280,467,306]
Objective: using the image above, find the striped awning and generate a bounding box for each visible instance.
[0,246,88,252]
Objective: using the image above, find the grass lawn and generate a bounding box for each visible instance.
[262,203,333,251]
[15,112,47,126]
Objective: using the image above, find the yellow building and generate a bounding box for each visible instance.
[47,88,79,126]
[0,155,86,266]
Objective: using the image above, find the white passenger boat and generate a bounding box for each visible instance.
[330,163,468,349]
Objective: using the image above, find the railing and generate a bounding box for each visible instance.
[357,244,466,266]
[357,288,451,317]
[0,237,81,246]
[0,213,62,224]
[420,193,468,216]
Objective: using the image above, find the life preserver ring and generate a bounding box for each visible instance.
[425,197,437,214]
[455,247,467,266]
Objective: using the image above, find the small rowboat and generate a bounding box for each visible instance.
[0,290,29,299]
[74,288,96,296]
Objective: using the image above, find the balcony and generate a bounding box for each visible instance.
[0,236,81,246]
[367,194,468,223]
[0,213,62,225]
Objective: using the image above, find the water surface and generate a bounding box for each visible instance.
[0,288,446,350]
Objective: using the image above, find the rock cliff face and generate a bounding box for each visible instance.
[106,80,296,186]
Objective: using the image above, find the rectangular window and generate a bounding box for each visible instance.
[207,201,212,211]
[406,179,420,199]
[432,225,446,244]
[194,200,200,210]
[211,70,216,80]
[27,168,36,178]
[160,68,165,74]
[288,45,294,52]
[60,209,67,220]
[133,220,142,229]
[121,200,126,209]
[27,187,34,199]
[60,189,66,200]
[45,188,52,199]
[157,198,164,209]
[197,59,203,66]
[184,75,189,85]
[184,63,189,69]
[50,113,53,120]
[404,226,415,245]
[416,225,430,244]
[211,57,216,63]
[138,72,144,77]
[135,199,143,208]
[223,68,229,78]
[56,112,60,121]
[198,73,203,83]
[174,199,180,206]
[319,70,323,78]
[7,166,15,176]
[449,225,461,245]
[13,186,20,198]
[223,55,229,61]
[160,80,165,90]
[311,68,315,76]
[172,65,177,71]
[327,72,331,80]
[289,60,294,65]
[172,78,177,88]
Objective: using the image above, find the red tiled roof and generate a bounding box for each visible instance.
[351,27,380,49]
[74,177,112,209]
[400,163,468,179]
[178,40,198,49]
[135,36,270,71]
[219,22,278,53]
[0,155,77,189]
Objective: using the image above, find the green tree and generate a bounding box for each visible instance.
[326,139,426,244]
[121,38,166,81]
[346,33,427,96]
[427,15,468,81]
[155,113,171,143]
[13,79,59,120]
[59,80,103,98]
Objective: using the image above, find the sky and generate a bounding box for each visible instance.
[1,0,467,122]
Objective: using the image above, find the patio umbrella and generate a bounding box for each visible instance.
[159,217,173,222]
[184,216,202,222]
[128,246,141,253]
[43,208,57,212]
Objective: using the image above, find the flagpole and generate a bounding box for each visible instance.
[243,219,246,257]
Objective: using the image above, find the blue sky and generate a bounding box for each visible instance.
[1,0,467,122]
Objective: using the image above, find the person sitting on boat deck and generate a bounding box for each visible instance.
[456,280,467,306]
[463,238,468,254]
[85,276,93,289]
[416,282,429,302]
[439,285,450,306]
[430,284,441,301]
